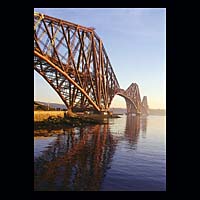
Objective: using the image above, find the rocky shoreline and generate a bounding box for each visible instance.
[34,114,120,131]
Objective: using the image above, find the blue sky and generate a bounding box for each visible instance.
[34,8,166,109]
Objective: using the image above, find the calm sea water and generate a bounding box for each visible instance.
[34,115,166,191]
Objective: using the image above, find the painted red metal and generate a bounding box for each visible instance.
[34,12,149,115]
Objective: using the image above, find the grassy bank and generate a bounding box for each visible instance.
[34,114,120,130]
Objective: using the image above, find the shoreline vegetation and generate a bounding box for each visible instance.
[34,102,165,133]
[34,113,120,131]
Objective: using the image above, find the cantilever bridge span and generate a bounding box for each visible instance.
[34,12,149,115]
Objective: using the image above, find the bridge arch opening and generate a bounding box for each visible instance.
[34,71,67,109]
[110,92,138,113]
[109,94,140,115]
[110,95,126,113]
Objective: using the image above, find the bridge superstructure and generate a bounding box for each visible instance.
[34,12,149,115]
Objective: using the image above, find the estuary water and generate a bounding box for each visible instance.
[34,115,166,191]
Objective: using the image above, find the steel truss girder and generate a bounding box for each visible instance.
[141,96,149,115]
[116,83,143,114]
[34,12,148,114]
[34,12,119,112]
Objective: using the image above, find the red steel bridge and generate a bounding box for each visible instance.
[34,12,149,115]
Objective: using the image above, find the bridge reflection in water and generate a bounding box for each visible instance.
[125,116,140,147]
[34,116,147,191]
